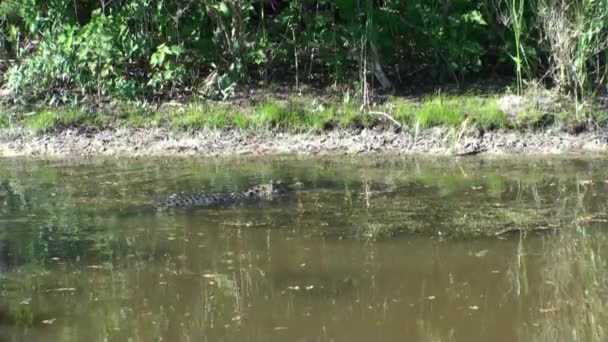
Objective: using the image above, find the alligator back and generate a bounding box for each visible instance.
[157,192,242,208]
[156,181,301,209]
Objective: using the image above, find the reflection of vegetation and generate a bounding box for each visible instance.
[208,273,239,298]
[0,304,33,326]
[529,226,608,342]
[416,319,455,342]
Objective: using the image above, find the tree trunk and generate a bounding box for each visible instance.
[370,43,392,90]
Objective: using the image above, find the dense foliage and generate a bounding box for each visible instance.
[0,0,606,102]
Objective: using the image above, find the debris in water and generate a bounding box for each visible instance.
[45,288,76,293]
[42,318,57,325]
[474,249,489,258]
[577,215,607,223]
[222,221,267,228]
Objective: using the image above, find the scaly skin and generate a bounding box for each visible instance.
[157,181,299,208]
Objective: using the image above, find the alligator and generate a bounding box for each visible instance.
[156,180,302,208]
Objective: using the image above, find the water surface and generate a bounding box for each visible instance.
[1,156,607,341]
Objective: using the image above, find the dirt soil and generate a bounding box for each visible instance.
[1,127,608,158]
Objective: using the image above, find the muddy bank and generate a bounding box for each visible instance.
[1,127,608,158]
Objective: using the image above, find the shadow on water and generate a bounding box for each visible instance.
[1,156,608,341]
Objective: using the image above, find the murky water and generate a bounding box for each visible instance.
[1,156,608,342]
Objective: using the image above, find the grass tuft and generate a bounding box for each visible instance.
[230,110,251,130]
[593,109,608,127]
[308,104,337,131]
[114,104,160,128]
[285,100,312,130]
[337,103,361,128]
[60,110,88,127]
[25,110,58,134]
[392,99,417,126]
[413,95,508,130]
[465,98,508,129]
[170,103,221,130]
[251,99,317,131]
[0,114,9,129]
[416,96,467,128]
[515,105,546,129]
[254,101,286,129]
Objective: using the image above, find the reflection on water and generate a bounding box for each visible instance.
[1,156,608,341]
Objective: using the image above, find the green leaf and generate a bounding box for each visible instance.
[216,2,230,16]
[168,45,183,56]
[150,53,162,68]
[7,25,19,41]
[151,44,169,68]
[462,10,487,26]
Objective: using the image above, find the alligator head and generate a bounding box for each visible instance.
[242,180,302,200]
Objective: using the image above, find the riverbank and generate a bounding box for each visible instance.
[1,126,607,158]
[2,90,608,158]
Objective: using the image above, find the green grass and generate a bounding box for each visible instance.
[59,109,113,127]
[515,105,545,129]
[168,103,255,130]
[110,103,160,128]
[124,111,161,128]
[392,99,417,126]
[313,105,337,131]
[231,110,251,130]
[416,96,466,128]
[251,100,313,131]
[59,110,88,126]
[248,99,372,132]
[414,95,508,129]
[4,93,604,134]
[170,103,212,129]
[338,103,358,125]
[253,101,286,129]
[337,103,365,128]
[463,97,508,129]
[22,108,115,133]
[24,110,58,134]
[0,113,9,129]
[593,109,608,126]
